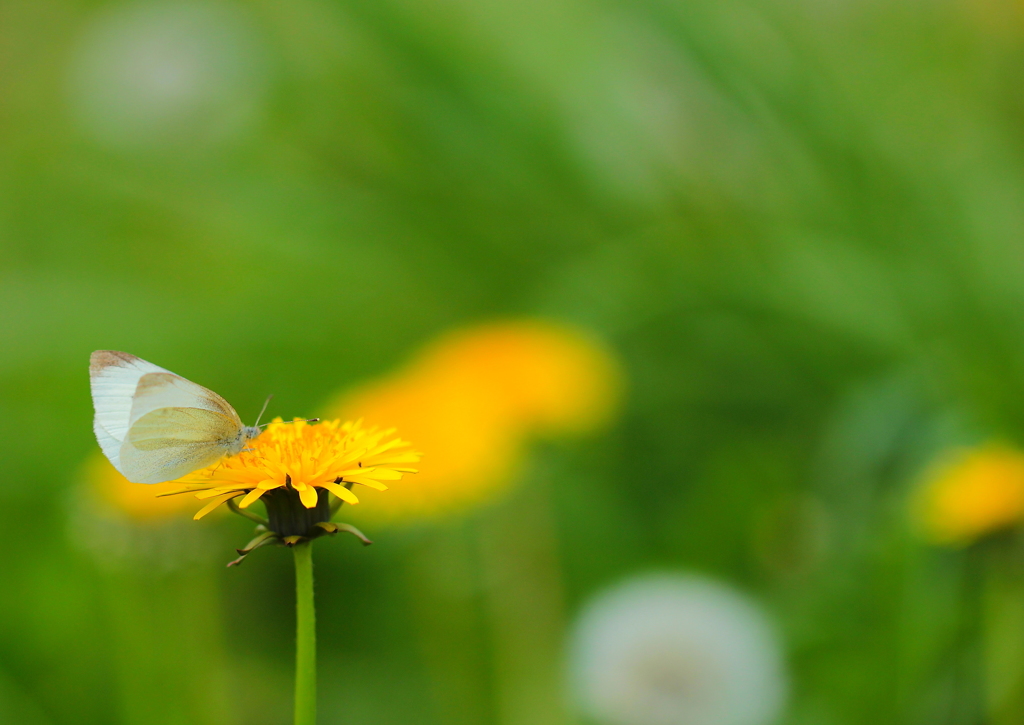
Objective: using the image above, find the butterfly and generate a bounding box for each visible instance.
[90,350,263,484]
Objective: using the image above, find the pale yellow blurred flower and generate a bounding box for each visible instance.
[328,320,622,522]
[70,451,217,570]
[917,443,1024,545]
[82,450,201,523]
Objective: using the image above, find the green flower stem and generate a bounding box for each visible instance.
[293,541,317,725]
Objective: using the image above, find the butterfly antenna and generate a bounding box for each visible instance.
[253,394,273,427]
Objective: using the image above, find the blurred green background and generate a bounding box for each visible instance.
[5,0,1024,723]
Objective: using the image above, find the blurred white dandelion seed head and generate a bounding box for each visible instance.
[67,0,270,151]
[569,573,787,725]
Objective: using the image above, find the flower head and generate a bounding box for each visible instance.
[916,443,1024,545]
[82,450,202,522]
[329,320,621,522]
[413,321,622,435]
[161,418,420,524]
[568,574,787,725]
[69,0,269,150]
[69,452,216,570]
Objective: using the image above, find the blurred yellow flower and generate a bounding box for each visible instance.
[160,418,420,520]
[81,450,199,523]
[328,320,622,522]
[73,451,219,569]
[417,322,621,434]
[917,444,1024,545]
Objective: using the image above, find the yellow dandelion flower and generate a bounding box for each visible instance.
[414,321,622,434]
[160,418,420,530]
[334,368,524,521]
[916,443,1024,545]
[81,450,200,522]
[328,320,622,523]
[72,452,221,570]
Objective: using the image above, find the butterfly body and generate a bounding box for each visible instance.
[90,350,260,483]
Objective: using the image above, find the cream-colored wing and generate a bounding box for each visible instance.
[128,372,242,429]
[90,351,172,470]
[93,422,123,469]
[119,407,244,483]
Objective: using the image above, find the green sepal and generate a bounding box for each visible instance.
[228,497,270,526]
[332,522,373,546]
[227,531,280,567]
[313,521,372,546]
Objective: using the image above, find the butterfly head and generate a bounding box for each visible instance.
[242,425,262,443]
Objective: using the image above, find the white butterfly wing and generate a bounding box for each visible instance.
[128,372,242,428]
[93,421,123,469]
[120,407,244,484]
[90,351,248,483]
[90,351,172,469]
